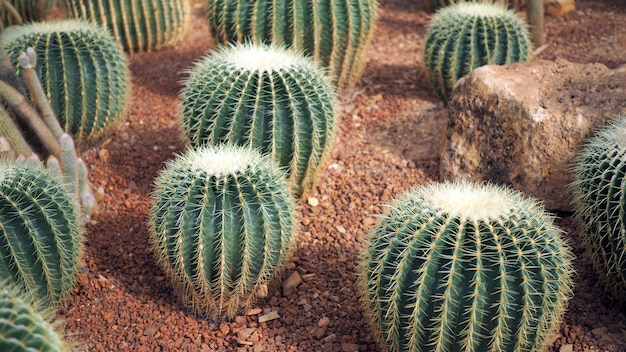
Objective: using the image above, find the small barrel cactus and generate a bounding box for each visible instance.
[149,144,298,320]
[0,160,82,308]
[180,43,338,198]
[573,115,626,302]
[1,19,131,141]
[423,2,532,102]
[207,0,378,90]
[63,0,191,53]
[0,284,70,351]
[359,181,575,352]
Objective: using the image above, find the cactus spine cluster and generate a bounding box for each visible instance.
[0,285,70,351]
[180,43,338,198]
[425,0,516,12]
[63,0,191,53]
[1,19,131,141]
[359,181,575,352]
[149,144,298,320]
[0,160,82,308]
[573,115,626,302]
[423,2,532,102]
[207,0,378,90]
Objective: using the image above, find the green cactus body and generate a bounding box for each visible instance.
[573,116,626,302]
[0,160,82,308]
[1,20,131,142]
[423,2,532,102]
[63,0,191,53]
[0,285,70,352]
[149,144,298,320]
[180,43,338,198]
[207,0,377,90]
[359,181,574,352]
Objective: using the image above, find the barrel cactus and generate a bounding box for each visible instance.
[1,19,131,142]
[359,181,575,352]
[423,2,532,102]
[149,144,298,320]
[0,284,70,351]
[207,0,378,90]
[63,0,191,53]
[180,43,338,198]
[0,160,83,309]
[573,115,626,302]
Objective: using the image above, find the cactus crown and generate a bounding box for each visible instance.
[216,43,301,71]
[174,144,260,176]
[425,182,516,220]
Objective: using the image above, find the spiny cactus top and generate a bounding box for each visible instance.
[360,181,575,352]
[1,19,131,142]
[423,2,532,102]
[180,43,338,198]
[573,115,626,302]
[149,144,298,320]
[0,160,83,309]
[0,284,70,352]
[207,0,378,90]
[63,0,191,53]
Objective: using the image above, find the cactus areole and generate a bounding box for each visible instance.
[360,181,575,352]
[573,115,626,302]
[180,43,338,198]
[149,145,298,320]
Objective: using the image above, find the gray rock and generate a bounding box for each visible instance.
[440,59,626,211]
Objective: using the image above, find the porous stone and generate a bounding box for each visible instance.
[440,59,626,211]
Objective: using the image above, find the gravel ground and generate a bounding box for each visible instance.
[53,0,626,351]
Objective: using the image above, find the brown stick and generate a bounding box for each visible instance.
[527,0,546,48]
[0,0,23,25]
[19,49,65,139]
[0,104,32,157]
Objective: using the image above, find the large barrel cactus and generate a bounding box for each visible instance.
[359,181,575,352]
[0,160,82,308]
[207,0,378,90]
[1,19,131,142]
[180,43,338,198]
[423,2,532,102]
[63,0,191,53]
[149,144,298,320]
[0,284,70,351]
[573,115,626,302]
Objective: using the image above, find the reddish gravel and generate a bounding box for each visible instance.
[54,0,626,351]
